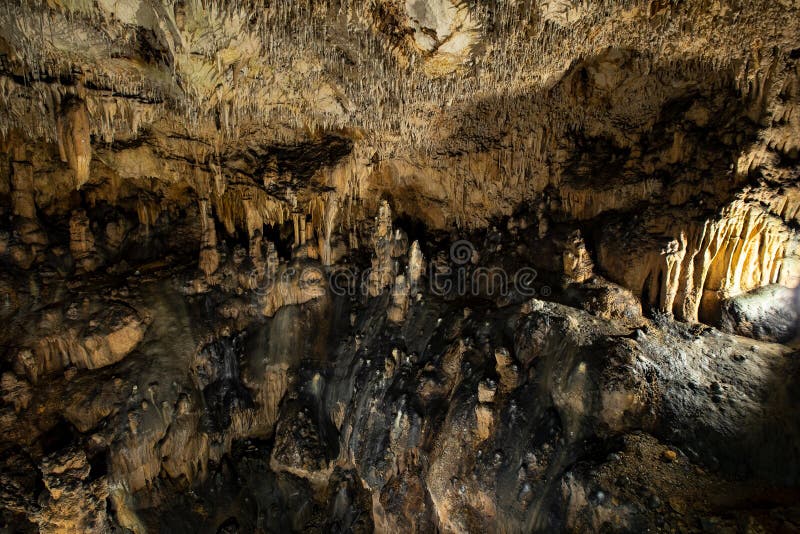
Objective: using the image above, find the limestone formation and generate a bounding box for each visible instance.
[562,230,594,283]
[31,448,109,533]
[0,0,798,532]
[69,210,101,274]
[408,240,425,288]
[9,158,47,269]
[56,97,92,190]
[12,300,148,383]
[387,273,410,323]
[198,199,220,278]
[257,262,328,317]
[367,201,404,297]
[720,284,798,342]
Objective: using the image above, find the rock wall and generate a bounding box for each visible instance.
[0,0,799,532]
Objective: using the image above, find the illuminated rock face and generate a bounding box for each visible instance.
[598,199,800,322]
[0,0,799,532]
[720,284,798,342]
[56,97,92,190]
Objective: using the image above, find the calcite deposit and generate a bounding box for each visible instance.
[1,0,799,532]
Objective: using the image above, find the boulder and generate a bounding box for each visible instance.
[719,284,797,343]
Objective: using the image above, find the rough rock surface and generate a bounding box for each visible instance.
[720,284,798,342]
[0,0,799,532]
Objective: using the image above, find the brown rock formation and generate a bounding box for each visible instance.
[69,210,100,274]
[56,97,92,190]
[197,199,219,278]
[0,1,798,532]
[563,230,594,283]
[31,448,109,533]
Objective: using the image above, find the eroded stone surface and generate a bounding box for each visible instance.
[0,1,799,532]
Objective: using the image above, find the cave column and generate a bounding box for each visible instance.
[408,241,425,288]
[661,234,686,316]
[292,213,301,248]
[70,209,100,274]
[11,160,36,220]
[9,149,47,268]
[198,199,219,277]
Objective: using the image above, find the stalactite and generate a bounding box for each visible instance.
[213,186,288,238]
[56,96,92,189]
[136,201,161,231]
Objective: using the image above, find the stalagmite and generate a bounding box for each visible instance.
[387,273,409,323]
[70,210,100,274]
[293,213,301,248]
[408,240,425,287]
[249,230,264,263]
[10,161,36,220]
[563,230,593,283]
[475,402,494,441]
[661,236,687,318]
[494,348,519,393]
[367,200,400,297]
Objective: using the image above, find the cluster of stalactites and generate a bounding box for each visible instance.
[604,200,800,324]
[211,186,289,238]
[194,184,349,277]
[3,0,795,159]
